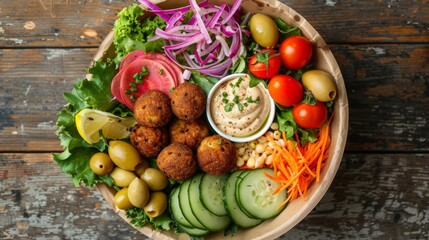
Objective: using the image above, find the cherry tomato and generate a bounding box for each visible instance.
[279,36,313,70]
[248,49,281,79]
[292,101,327,129]
[268,75,304,107]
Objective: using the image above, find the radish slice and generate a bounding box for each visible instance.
[119,59,176,110]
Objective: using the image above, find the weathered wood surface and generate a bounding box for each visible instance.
[1,153,428,239]
[1,0,428,239]
[1,0,427,47]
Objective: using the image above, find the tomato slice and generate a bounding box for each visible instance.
[119,59,176,110]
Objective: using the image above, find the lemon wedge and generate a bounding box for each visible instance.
[75,109,135,144]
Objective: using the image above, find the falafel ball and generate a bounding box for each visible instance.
[196,135,237,175]
[169,118,210,150]
[157,142,198,181]
[130,124,169,158]
[134,90,172,127]
[171,83,206,121]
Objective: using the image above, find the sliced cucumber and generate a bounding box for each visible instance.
[237,168,287,219]
[169,187,193,228]
[178,179,206,229]
[199,174,228,216]
[177,224,210,237]
[235,170,255,218]
[224,170,263,228]
[188,174,232,231]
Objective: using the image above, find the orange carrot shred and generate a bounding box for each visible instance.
[265,112,334,206]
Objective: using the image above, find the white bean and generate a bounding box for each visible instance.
[255,144,266,154]
[278,138,286,147]
[255,156,266,168]
[273,130,281,140]
[270,122,279,130]
[236,157,244,167]
[257,136,267,144]
[247,157,256,168]
[265,155,273,165]
[238,147,246,156]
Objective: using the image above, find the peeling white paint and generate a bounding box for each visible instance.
[325,0,336,7]
[46,49,65,60]
[0,37,27,45]
[46,49,76,60]
[367,47,386,55]
[37,121,56,129]
[0,27,4,35]
[24,85,31,95]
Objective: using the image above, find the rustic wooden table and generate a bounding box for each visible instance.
[1,0,428,239]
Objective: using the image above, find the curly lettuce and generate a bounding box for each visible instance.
[113,4,166,63]
[53,60,121,187]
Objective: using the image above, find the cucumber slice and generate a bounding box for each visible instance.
[178,179,206,229]
[169,187,193,228]
[189,174,232,231]
[199,174,228,216]
[177,224,210,236]
[235,171,255,218]
[237,168,287,219]
[224,170,263,228]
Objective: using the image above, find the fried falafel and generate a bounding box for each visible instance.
[130,124,169,158]
[171,83,206,121]
[134,90,172,127]
[196,135,236,175]
[157,142,198,181]
[169,118,210,150]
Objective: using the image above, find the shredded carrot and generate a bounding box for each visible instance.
[266,112,334,206]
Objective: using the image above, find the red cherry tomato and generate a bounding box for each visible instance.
[292,101,328,129]
[248,49,281,79]
[279,36,313,70]
[268,75,304,107]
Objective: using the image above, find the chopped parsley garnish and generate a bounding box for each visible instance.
[224,103,234,112]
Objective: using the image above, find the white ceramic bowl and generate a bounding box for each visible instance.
[206,73,276,143]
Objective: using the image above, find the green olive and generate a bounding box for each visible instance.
[141,168,168,191]
[143,191,168,218]
[249,13,279,48]
[108,141,142,171]
[302,70,337,102]
[114,188,133,210]
[110,167,137,187]
[134,161,150,177]
[89,152,114,175]
[128,178,150,208]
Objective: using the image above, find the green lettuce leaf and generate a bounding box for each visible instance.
[113,4,166,63]
[125,207,173,231]
[53,59,119,187]
[276,107,318,145]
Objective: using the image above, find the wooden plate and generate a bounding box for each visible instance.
[93,0,349,239]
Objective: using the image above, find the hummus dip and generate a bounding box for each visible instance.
[210,75,271,137]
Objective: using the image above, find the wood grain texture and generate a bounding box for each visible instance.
[0,0,129,47]
[1,153,428,239]
[0,0,427,48]
[284,0,429,43]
